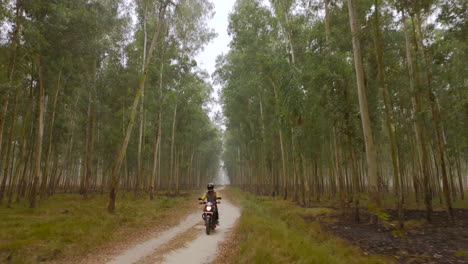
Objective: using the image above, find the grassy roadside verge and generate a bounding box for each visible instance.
[219,188,394,264]
[0,191,197,264]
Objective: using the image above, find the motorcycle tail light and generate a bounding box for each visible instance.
[206,205,212,211]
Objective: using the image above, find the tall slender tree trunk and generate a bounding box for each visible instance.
[7,95,30,207]
[291,130,299,202]
[0,2,22,203]
[0,91,19,204]
[347,0,380,222]
[169,102,178,193]
[150,44,165,200]
[108,3,168,213]
[414,13,453,220]
[83,68,96,199]
[455,152,464,200]
[137,3,148,198]
[268,78,288,200]
[402,10,432,221]
[29,56,46,208]
[333,127,346,211]
[41,67,62,199]
[372,0,403,224]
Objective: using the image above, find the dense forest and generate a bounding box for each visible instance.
[1,0,467,263]
[219,0,466,223]
[0,0,466,221]
[0,0,222,212]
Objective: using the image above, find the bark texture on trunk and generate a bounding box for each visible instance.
[29,56,46,208]
[347,0,380,219]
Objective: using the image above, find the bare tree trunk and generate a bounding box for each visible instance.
[347,0,380,222]
[170,102,178,193]
[7,96,30,207]
[372,0,403,224]
[29,56,46,208]
[137,2,148,198]
[268,78,288,200]
[291,130,299,202]
[402,10,432,221]
[333,127,346,211]
[0,1,23,204]
[0,91,19,204]
[83,68,96,199]
[108,3,168,212]
[455,152,464,200]
[150,44,165,200]
[41,67,62,199]
[413,13,453,220]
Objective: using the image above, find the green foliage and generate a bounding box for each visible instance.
[218,0,467,217]
[0,0,221,206]
[368,203,391,221]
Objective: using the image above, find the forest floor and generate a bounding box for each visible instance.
[306,204,468,264]
[0,191,198,264]
[214,189,468,264]
[214,189,394,264]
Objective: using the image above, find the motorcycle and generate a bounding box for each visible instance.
[198,197,221,235]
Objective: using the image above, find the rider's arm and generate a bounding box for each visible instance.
[201,193,207,201]
[215,192,220,199]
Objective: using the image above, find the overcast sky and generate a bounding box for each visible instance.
[195,0,236,126]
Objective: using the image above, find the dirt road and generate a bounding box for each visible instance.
[105,190,240,264]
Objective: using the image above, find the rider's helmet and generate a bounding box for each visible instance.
[207,182,214,191]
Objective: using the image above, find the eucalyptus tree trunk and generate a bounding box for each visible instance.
[0,1,23,203]
[29,56,46,209]
[455,152,464,200]
[108,3,168,213]
[0,94,9,177]
[402,10,432,221]
[175,148,181,195]
[414,12,453,220]
[16,94,34,202]
[7,95,30,207]
[41,68,62,199]
[347,0,380,221]
[372,0,403,223]
[137,1,148,198]
[83,80,96,200]
[291,130,299,202]
[0,91,19,205]
[269,78,288,200]
[170,102,178,193]
[150,44,165,200]
[333,127,346,211]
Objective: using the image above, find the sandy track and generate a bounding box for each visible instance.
[161,196,240,264]
[105,190,240,264]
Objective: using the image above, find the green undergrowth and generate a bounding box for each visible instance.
[0,191,196,264]
[229,188,394,264]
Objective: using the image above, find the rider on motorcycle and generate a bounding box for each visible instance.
[199,183,220,224]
